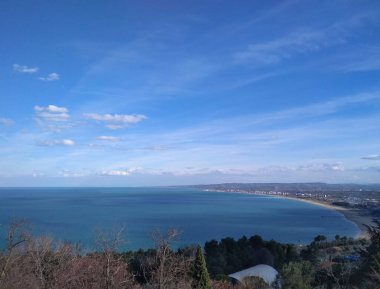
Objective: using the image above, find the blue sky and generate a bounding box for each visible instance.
[1,0,380,186]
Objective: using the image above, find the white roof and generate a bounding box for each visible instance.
[228,264,278,285]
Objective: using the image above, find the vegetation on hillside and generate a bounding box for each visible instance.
[0,219,379,289]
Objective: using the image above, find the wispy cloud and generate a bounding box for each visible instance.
[100,168,139,176]
[298,163,344,172]
[96,136,121,142]
[361,155,380,160]
[0,118,14,126]
[58,169,90,177]
[354,166,380,172]
[234,30,325,65]
[39,72,60,81]
[258,92,380,122]
[334,46,380,72]
[157,91,380,143]
[233,13,371,66]
[37,139,75,147]
[84,113,147,129]
[13,64,39,73]
[339,59,380,73]
[105,162,346,178]
[34,105,71,131]
[34,105,70,121]
[143,145,169,151]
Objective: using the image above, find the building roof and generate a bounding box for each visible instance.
[228,264,279,285]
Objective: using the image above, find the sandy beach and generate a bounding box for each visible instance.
[277,196,375,239]
[207,189,375,240]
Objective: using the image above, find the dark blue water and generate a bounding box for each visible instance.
[0,187,359,250]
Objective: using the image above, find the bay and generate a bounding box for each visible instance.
[0,187,359,250]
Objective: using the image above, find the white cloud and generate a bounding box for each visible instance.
[130,162,346,178]
[361,154,380,160]
[35,105,68,113]
[61,139,75,146]
[298,163,345,172]
[37,139,75,147]
[0,118,14,126]
[34,105,70,122]
[34,105,72,132]
[58,169,90,177]
[39,72,60,81]
[143,145,169,151]
[100,168,139,176]
[13,64,39,73]
[84,113,147,129]
[176,163,345,176]
[96,136,121,142]
[85,113,146,123]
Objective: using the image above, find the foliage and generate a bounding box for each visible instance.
[139,229,193,289]
[281,261,314,289]
[313,235,327,242]
[241,276,269,289]
[359,219,380,288]
[191,245,212,289]
[204,235,298,277]
[2,219,380,289]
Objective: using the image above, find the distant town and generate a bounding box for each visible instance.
[187,183,380,220]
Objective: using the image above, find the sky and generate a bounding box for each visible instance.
[0,0,380,186]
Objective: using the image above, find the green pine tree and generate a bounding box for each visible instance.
[191,245,212,289]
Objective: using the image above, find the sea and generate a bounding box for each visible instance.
[0,187,360,250]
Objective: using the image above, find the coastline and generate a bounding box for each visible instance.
[281,196,374,239]
[264,196,374,239]
[213,189,375,240]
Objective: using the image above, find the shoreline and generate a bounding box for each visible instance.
[212,190,374,240]
[280,196,374,239]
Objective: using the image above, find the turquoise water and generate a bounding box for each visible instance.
[0,187,359,250]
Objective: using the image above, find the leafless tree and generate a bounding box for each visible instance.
[26,236,84,289]
[92,226,139,289]
[0,222,203,289]
[0,219,31,288]
[142,229,194,289]
[367,267,380,289]
[322,258,357,289]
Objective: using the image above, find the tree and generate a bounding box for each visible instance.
[360,220,380,288]
[93,226,138,289]
[191,245,212,289]
[314,235,327,242]
[281,261,315,289]
[142,229,193,289]
[241,276,269,289]
[0,219,30,287]
[211,280,235,289]
[319,258,357,289]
